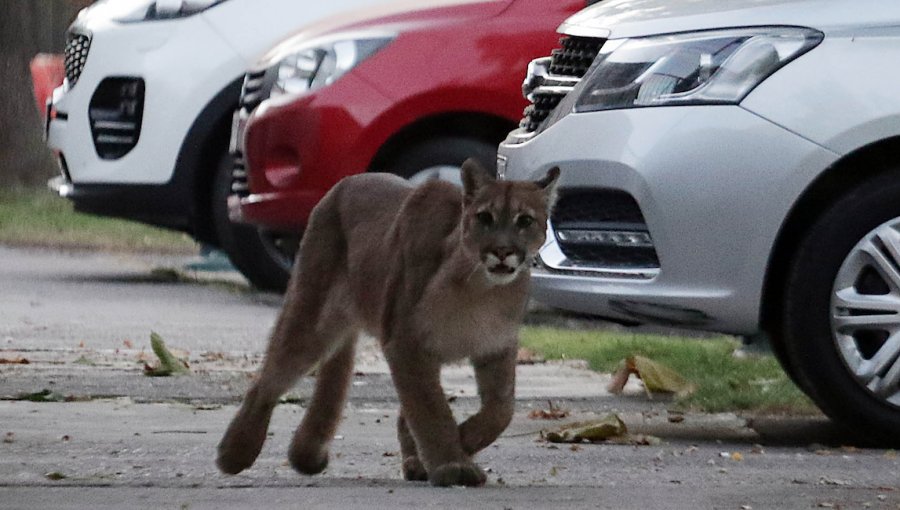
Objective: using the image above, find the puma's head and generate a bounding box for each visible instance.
[460,158,560,286]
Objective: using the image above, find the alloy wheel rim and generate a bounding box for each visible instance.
[406,165,463,186]
[831,218,900,407]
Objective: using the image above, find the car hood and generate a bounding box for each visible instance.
[561,0,900,39]
[257,0,512,65]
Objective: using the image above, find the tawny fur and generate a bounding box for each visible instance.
[217,159,559,487]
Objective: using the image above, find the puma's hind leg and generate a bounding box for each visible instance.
[288,334,357,475]
[215,291,337,475]
[217,191,349,475]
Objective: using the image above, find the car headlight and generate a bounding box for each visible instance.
[575,27,822,112]
[109,0,228,22]
[267,33,395,99]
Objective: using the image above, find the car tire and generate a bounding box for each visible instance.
[386,136,498,182]
[783,168,900,443]
[212,153,297,292]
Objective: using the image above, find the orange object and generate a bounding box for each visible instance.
[30,53,65,118]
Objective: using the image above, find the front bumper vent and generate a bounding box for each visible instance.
[88,77,144,160]
[64,31,91,87]
[551,190,660,269]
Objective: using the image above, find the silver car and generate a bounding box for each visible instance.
[500,0,900,439]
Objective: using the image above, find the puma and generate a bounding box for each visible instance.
[217,159,559,487]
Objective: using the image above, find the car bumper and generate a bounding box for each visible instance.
[231,74,393,231]
[499,105,839,335]
[46,13,243,186]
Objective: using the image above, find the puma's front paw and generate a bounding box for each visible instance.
[401,456,428,481]
[428,461,487,487]
[288,443,329,475]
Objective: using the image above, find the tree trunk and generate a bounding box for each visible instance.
[0,0,91,188]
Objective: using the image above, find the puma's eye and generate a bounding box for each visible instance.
[476,211,494,227]
[516,215,535,229]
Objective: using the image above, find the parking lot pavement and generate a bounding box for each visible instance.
[1,246,899,509]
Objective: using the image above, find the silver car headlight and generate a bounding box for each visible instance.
[109,0,229,22]
[575,27,822,112]
[266,33,396,99]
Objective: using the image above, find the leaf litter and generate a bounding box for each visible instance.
[143,332,190,377]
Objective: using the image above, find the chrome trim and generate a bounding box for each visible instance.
[558,23,612,39]
[522,57,581,100]
[537,222,659,280]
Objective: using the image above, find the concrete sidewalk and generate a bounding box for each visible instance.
[1,397,897,510]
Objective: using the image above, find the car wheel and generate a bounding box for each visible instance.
[212,152,298,292]
[387,136,498,182]
[783,169,900,442]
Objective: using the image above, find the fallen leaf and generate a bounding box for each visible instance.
[667,412,685,424]
[44,472,66,480]
[516,347,544,365]
[3,432,13,443]
[528,400,569,420]
[544,414,627,443]
[143,332,189,377]
[607,356,696,397]
[0,357,29,365]
[72,355,95,366]
[16,389,64,402]
[731,452,743,462]
[123,339,134,349]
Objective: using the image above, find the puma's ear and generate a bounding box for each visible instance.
[461,158,495,203]
[535,166,560,211]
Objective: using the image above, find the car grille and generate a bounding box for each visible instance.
[239,69,270,113]
[520,36,605,133]
[64,32,91,87]
[231,68,274,198]
[551,190,660,269]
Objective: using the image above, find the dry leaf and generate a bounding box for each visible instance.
[143,332,189,377]
[528,400,569,420]
[0,357,29,365]
[516,347,544,365]
[544,414,627,443]
[607,356,696,397]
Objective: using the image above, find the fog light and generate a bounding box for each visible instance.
[88,77,145,160]
[556,229,654,248]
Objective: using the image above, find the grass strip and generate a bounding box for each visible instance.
[0,187,196,253]
[521,326,817,415]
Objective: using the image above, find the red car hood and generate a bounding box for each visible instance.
[257,0,514,64]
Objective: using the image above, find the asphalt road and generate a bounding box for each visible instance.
[0,246,898,509]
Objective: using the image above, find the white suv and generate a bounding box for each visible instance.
[46,0,378,284]
[500,0,900,440]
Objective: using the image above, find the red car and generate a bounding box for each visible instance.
[227,0,587,290]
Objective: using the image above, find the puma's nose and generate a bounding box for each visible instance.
[493,247,516,260]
